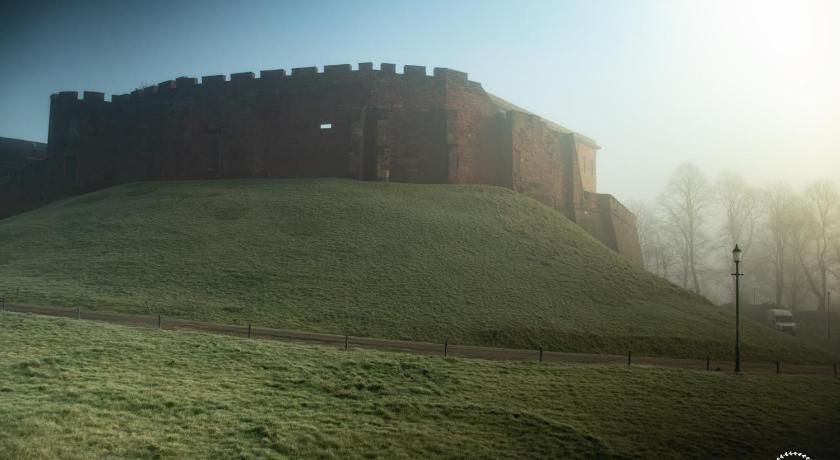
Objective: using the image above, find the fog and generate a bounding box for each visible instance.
[2,0,837,203]
[632,164,839,312]
[1,2,838,456]
[2,0,838,308]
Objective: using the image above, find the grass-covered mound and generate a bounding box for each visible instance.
[1,313,838,459]
[0,178,831,361]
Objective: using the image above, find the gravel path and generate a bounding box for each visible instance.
[2,302,835,376]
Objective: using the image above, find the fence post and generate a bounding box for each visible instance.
[248,322,252,339]
[706,354,710,371]
[627,350,631,366]
[344,334,348,350]
[0,297,4,312]
[158,314,162,329]
[76,306,80,320]
[539,346,543,362]
[776,360,780,375]
[444,337,448,357]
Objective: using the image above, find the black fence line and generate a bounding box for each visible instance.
[1,301,838,377]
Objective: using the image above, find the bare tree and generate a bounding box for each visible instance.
[785,198,813,311]
[715,171,759,254]
[704,172,761,303]
[629,201,678,280]
[832,235,840,283]
[798,181,839,311]
[659,163,710,294]
[760,184,795,304]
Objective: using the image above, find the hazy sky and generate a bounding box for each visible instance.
[1,0,838,202]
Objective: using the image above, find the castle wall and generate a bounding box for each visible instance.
[504,111,642,265]
[437,69,509,186]
[0,137,47,219]
[575,138,597,193]
[508,112,573,213]
[574,193,616,252]
[573,192,643,266]
[40,62,642,264]
[46,64,465,192]
[110,69,373,183]
[377,108,448,183]
[607,196,643,266]
[368,65,449,183]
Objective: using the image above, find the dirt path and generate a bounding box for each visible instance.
[2,302,836,376]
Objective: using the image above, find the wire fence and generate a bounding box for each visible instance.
[1,299,837,377]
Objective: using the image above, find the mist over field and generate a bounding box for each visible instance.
[1,1,839,458]
[2,1,839,201]
[632,165,839,314]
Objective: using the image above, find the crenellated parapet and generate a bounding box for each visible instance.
[49,63,484,106]
[42,61,641,264]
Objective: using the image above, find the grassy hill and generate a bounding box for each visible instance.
[0,178,832,361]
[1,313,838,459]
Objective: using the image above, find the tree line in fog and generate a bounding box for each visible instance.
[631,163,839,311]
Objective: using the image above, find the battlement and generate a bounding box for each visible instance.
[53,91,78,101]
[42,61,640,264]
[50,91,109,105]
[50,63,484,105]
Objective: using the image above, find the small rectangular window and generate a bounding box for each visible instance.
[320,123,332,129]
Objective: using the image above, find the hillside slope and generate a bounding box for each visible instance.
[2,314,839,459]
[0,178,830,361]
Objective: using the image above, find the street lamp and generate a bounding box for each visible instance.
[732,244,743,373]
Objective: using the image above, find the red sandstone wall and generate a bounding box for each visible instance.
[575,138,597,193]
[0,137,47,219]
[369,65,449,183]
[378,109,448,183]
[438,69,509,186]
[503,111,641,264]
[43,62,641,263]
[601,194,643,265]
[573,192,642,266]
[115,69,371,182]
[573,192,615,250]
[508,112,573,211]
[47,64,458,192]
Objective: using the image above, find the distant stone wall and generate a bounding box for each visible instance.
[40,62,641,263]
[574,138,597,194]
[47,64,463,194]
[438,69,509,186]
[0,137,47,219]
[573,192,643,266]
[508,111,573,213]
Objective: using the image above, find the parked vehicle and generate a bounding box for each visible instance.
[764,309,797,335]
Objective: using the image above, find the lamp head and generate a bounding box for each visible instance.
[732,244,742,263]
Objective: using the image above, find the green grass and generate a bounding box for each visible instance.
[0,313,838,459]
[0,178,832,362]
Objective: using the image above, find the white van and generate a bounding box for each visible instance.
[765,309,797,335]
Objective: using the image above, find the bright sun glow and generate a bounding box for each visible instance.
[692,0,838,125]
[653,0,840,187]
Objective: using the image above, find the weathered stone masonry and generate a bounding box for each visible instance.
[44,62,642,264]
[0,137,47,219]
